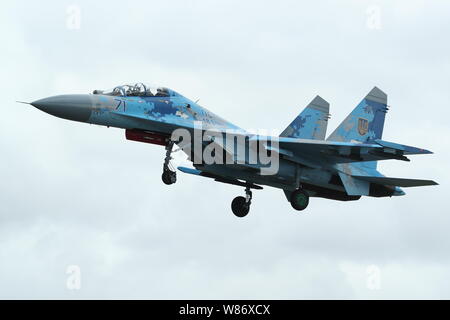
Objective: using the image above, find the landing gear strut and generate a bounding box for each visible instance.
[161,140,177,185]
[231,186,252,218]
[290,188,309,211]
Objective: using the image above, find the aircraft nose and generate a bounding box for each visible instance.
[31,94,93,122]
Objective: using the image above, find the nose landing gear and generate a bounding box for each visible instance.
[161,140,177,185]
[231,186,252,218]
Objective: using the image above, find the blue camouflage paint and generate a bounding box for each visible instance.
[327,86,388,171]
[288,115,309,136]
[327,87,388,143]
[88,90,240,131]
[280,95,330,140]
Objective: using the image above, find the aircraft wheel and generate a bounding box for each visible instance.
[162,170,176,185]
[290,189,309,211]
[231,196,250,218]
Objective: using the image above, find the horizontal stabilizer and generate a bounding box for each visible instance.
[353,175,438,187]
[374,139,433,155]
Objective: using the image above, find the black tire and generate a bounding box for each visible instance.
[231,196,250,217]
[290,189,309,211]
[162,171,176,185]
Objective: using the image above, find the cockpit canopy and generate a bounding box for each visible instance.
[93,83,177,97]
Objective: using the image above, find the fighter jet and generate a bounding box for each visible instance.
[27,83,437,217]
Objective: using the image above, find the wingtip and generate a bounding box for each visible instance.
[413,147,433,155]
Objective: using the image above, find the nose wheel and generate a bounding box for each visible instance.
[161,140,177,185]
[162,168,176,185]
[231,186,252,217]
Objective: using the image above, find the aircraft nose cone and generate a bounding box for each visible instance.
[31,94,93,122]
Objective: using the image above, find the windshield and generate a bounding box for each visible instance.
[93,83,176,97]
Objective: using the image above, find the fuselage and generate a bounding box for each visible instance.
[30,86,403,200]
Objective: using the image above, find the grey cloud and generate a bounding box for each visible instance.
[1,0,450,299]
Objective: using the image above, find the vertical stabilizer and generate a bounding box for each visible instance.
[327,87,388,143]
[280,95,330,140]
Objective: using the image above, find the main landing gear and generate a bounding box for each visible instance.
[290,188,309,211]
[161,140,177,185]
[231,186,252,218]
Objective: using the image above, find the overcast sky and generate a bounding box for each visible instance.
[1,0,449,299]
